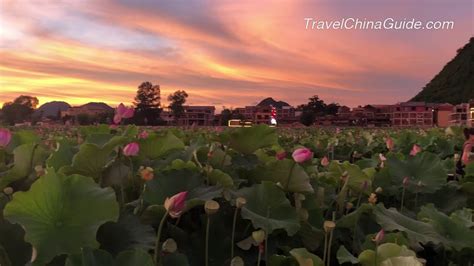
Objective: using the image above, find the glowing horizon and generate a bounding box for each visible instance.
[0,0,472,109]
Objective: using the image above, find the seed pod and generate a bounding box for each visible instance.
[323,220,336,233]
[162,238,177,253]
[236,197,247,208]
[251,230,265,244]
[204,200,220,215]
[346,202,354,210]
[3,187,13,195]
[230,256,244,266]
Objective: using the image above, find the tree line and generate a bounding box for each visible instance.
[0,82,189,126]
[1,83,340,126]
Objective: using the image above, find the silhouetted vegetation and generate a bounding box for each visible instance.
[411,37,474,104]
[1,95,39,125]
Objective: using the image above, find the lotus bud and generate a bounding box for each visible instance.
[230,256,244,266]
[252,230,265,244]
[346,202,354,210]
[3,187,13,195]
[139,166,154,181]
[162,238,177,253]
[321,156,330,167]
[368,193,377,205]
[138,130,149,139]
[275,151,287,160]
[164,191,188,218]
[236,197,247,208]
[375,187,383,194]
[360,180,368,191]
[409,144,422,156]
[292,147,313,163]
[0,128,12,148]
[385,137,394,150]
[402,176,409,187]
[379,153,387,162]
[372,229,385,244]
[123,142,139,156]
[323,220,336,233]
[204,200,220,215]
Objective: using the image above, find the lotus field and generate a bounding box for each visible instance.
[0,125,473,266]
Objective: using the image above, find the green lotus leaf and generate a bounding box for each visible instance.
[326,161,374,194]
[385,152,447,193]
[237,182,300,236]
[97,213,155,255]
[116,249,154,266]
[337,204,373,228]
[417,204,474,251]
[289,248,324,266]
[380,256,423,266]
[256,159,314,193]
[358,243,420,266]
[336,245,359,264]
[0,143,48,189]
[139,132,184,159]
[4,169,119,265]
[162,252,190,266]
[66,248,153,266]
[374,204,441,249]
[46,140,76,171]
[143,169,204,205]
[228,125,278,154]
[208,169,234,188]
[68,143,113,179]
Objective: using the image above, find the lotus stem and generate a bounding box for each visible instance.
[257,246,262,266]
[205,215,211,266]
[326,212,336,266]
[285,162,296,191]
[400,187,406,212]
[356,191,362,209]
[265,207,271,263]
[154,212,168,264]
[374,243,379,266]
[230,207,239,259]
[323,230,328,263]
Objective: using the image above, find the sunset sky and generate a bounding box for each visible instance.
[0,0,472,109]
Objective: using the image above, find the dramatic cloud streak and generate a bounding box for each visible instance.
[0,0,472,108]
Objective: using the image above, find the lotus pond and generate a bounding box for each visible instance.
[0,125,473,266]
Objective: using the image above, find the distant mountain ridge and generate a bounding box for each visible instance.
[257,97,290,108]
[411,37,474,104]
[35,101,71,118]
[79,102,114,111]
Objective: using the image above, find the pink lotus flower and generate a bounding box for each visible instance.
[402,176,409,187]
[292,148,313,163]
[409,144,422,156]
[138,130,149,139]
[123,142,139,156]
[321,156,330,167]
[0,128,12,148]
[373,229,385,244]
[385,137,394,151]
[113,103,134,124]
[164,191,188,218]
[276,151,286,160]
